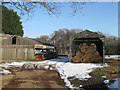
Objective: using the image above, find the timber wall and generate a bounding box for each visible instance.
[1,45,35,60]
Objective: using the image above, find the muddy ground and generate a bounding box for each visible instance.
[68,70,108,89]
[2,69,68,90]
[1,59,120,89]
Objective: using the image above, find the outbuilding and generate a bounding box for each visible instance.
[69,30,105,63]
[1,33,57,60]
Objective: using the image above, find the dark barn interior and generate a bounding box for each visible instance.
[73,38,103,58]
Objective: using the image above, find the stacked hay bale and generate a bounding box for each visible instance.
[73,43,102,63]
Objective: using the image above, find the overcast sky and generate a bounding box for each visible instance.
[18,2,118,38]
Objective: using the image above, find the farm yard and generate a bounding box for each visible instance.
[0,55,120,89]
[1,2,119,90]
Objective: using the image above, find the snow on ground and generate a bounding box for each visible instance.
[59,62,103,80]
[56,62,105,88]
[0,62,27,69]
[0,57,107,88]
[0,69,11,74]
[105,55,120,59]
[104,78,120,89]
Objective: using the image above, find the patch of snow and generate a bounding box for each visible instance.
[79,85,83,87]
[104,63,109,67]
[105,55,120,59]
[101,76,107,78]
[50,67,53,70]
[0,69,11,74]
[57,62,103,81]
[0,62,27,69]
[44,66,49,69]
[22,63,36,70]
[104,80,109,84]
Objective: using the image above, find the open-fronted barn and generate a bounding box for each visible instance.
[69,30,105,63]
[1,33,57,60]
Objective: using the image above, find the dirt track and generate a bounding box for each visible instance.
[2,70,68,89]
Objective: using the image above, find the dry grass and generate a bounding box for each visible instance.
[2,74,14,88]
[95,59,120,81]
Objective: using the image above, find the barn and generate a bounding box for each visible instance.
[69,30,105,63]
[1,33,57,60]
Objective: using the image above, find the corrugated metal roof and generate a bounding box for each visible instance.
[1,33,54,46]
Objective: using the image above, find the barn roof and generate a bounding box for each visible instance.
[1,33,54,46]
[31,39,54,46]
[73,29,105,38]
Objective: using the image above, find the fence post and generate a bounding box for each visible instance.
[69,38,73,62]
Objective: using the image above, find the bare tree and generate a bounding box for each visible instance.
[1,1,87,19]
[49,29,82,54]
[104,34,118,55]
[36,35,49,43]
